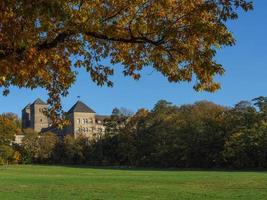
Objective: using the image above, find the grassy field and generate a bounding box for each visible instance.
[0,165,267,200]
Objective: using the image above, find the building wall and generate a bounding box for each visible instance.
[95,119,106,139]
[30,103,49,133]
[64,112,75,136]
[72,112,105,139]
[22,107,31,129]
[14,135,25,145]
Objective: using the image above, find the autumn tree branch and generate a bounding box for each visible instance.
[0,29,166,60]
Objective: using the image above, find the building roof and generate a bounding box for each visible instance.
[32,98,47,105]
[67,101,96,114]
[22,103,31,110]
[96,115,110,121]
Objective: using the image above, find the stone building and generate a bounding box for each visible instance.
[22,98,108,139]
[22,98,49,133]
[63,100,108,139]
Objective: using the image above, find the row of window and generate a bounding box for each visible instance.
[77,118,93,124]
[77,118,102,124]
[77,127,103,133]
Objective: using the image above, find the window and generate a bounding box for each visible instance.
[85,119,88,124]
[86,127,89,132]
[40,119,42,122]
[77,119,80,124]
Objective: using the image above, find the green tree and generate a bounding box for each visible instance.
[223,125,267,169]
[63,135,88,164]
[176,101,228,167]
[132,100,228,167]
[21,129,40,163]
[0,115,17,145]
[100,108,132,165]
[38,132,59,163]
[117,109,149,166]
[0,145,14,165]
[104,108,129,137]
[253,96,267,122]
[0,114,17,164]
[224,101,259,133]
[134,100,183,167]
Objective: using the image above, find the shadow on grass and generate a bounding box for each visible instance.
[32,164,267,173]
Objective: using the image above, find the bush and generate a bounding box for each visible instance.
[0,157,4,165]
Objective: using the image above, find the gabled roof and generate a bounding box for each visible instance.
[32,98,47,105]
[67,101,96,114]
[22,103,31,110]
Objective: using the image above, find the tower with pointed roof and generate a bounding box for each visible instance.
[64,100,107,138]
[22,98,49,132]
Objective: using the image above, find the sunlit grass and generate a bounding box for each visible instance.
[0,165,267,200]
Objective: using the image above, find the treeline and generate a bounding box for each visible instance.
[1,97,267,169]
[91,98,267,169]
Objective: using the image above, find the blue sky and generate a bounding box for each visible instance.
[0,0,266,116]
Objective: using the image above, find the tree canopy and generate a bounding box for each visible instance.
[0,0,253,123]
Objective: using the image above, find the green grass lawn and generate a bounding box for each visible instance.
[0,165,267,200]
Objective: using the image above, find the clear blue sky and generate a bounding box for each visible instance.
[0,0,266,117]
